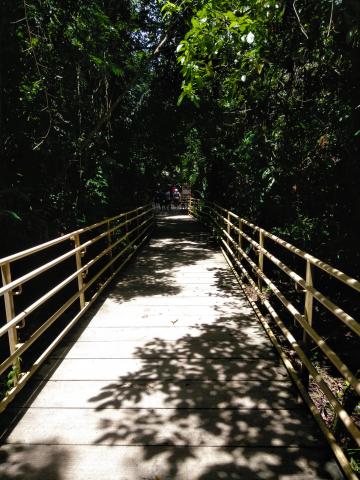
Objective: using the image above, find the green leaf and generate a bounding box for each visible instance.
[0,210,22,221]
[177,91,185,106]
[30,37,39,47]
[89,54,103,66]
[110,64,124,77]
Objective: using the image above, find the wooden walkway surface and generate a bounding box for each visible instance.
[0,214,342,479]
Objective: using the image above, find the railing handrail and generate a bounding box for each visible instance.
[0,206,153,298]
[0,204,152,267]
[0,207,153,338]
[189,198,359,480]
[209,202,360,293]
[0,204,155,413]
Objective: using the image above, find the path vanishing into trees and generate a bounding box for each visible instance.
[0,213,342,480]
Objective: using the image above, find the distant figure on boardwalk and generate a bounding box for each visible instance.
[170,185,177,199]
[153,190,161,209]
[160,189,171,211]
[173,188,181,209]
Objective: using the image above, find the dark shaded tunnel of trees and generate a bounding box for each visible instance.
[0,0,359,471]
[1,0,359,277]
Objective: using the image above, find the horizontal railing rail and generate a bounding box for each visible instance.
[0,204,155,412]
[189,198,359,480]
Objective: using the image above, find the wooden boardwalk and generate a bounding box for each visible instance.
[0,214,342,479]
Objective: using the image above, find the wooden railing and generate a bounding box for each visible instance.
[0,204,155,412]
[189,198,360,480]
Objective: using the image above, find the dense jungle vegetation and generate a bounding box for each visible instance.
[1,0,359,276]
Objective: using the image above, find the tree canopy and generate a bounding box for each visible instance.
[1,0,359,276]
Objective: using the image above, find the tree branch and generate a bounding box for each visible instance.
[327,0,334,37]
[78,3,187,153]
[293,0,309,40]
[23,0,52,149]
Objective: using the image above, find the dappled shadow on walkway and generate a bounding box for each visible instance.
[0,214,341,479]
[84,215,339,479]
[86,314,338,479]
[0,443,69,480]
[109,214,219,303]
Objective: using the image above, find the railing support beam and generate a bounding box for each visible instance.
[73,233,86,309]
[238,219,243,253]
[258,229,264,292]
[107,220,114,273]
[1,263,20,384]
[227,212,231,247]
[301,259,314,389]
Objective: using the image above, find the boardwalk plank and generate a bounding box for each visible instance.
[33,357,288,382]
[2,407,321,447]
[0,444,341,480]
[68,325,268,342]
[11,379,297,410]
[50,340,277,360]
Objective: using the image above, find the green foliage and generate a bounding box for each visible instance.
[0,210,22,222]
[179,128,206,188]
[160,0,360,273]
[165,0,282,105]
[1,0,359,281]
[348,450,360,474]
[0,0,163,253]
[85,165,109,207]
[273,215,328,244]
[6,360,22,391]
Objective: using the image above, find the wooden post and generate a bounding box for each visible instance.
[301,259,314,389]
[258,229,264,292]
[1,263,20,384]
[73,234,85,309]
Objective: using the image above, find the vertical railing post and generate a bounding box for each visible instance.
[73,233,85,309]
[304,260,314,327]
[125,213,129,234]
[258,229,264,291]
[107,220,114,273]
[238,219,243,258]
[227,211,231,246]
[301,259,314,389]
[1,263,20,384]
